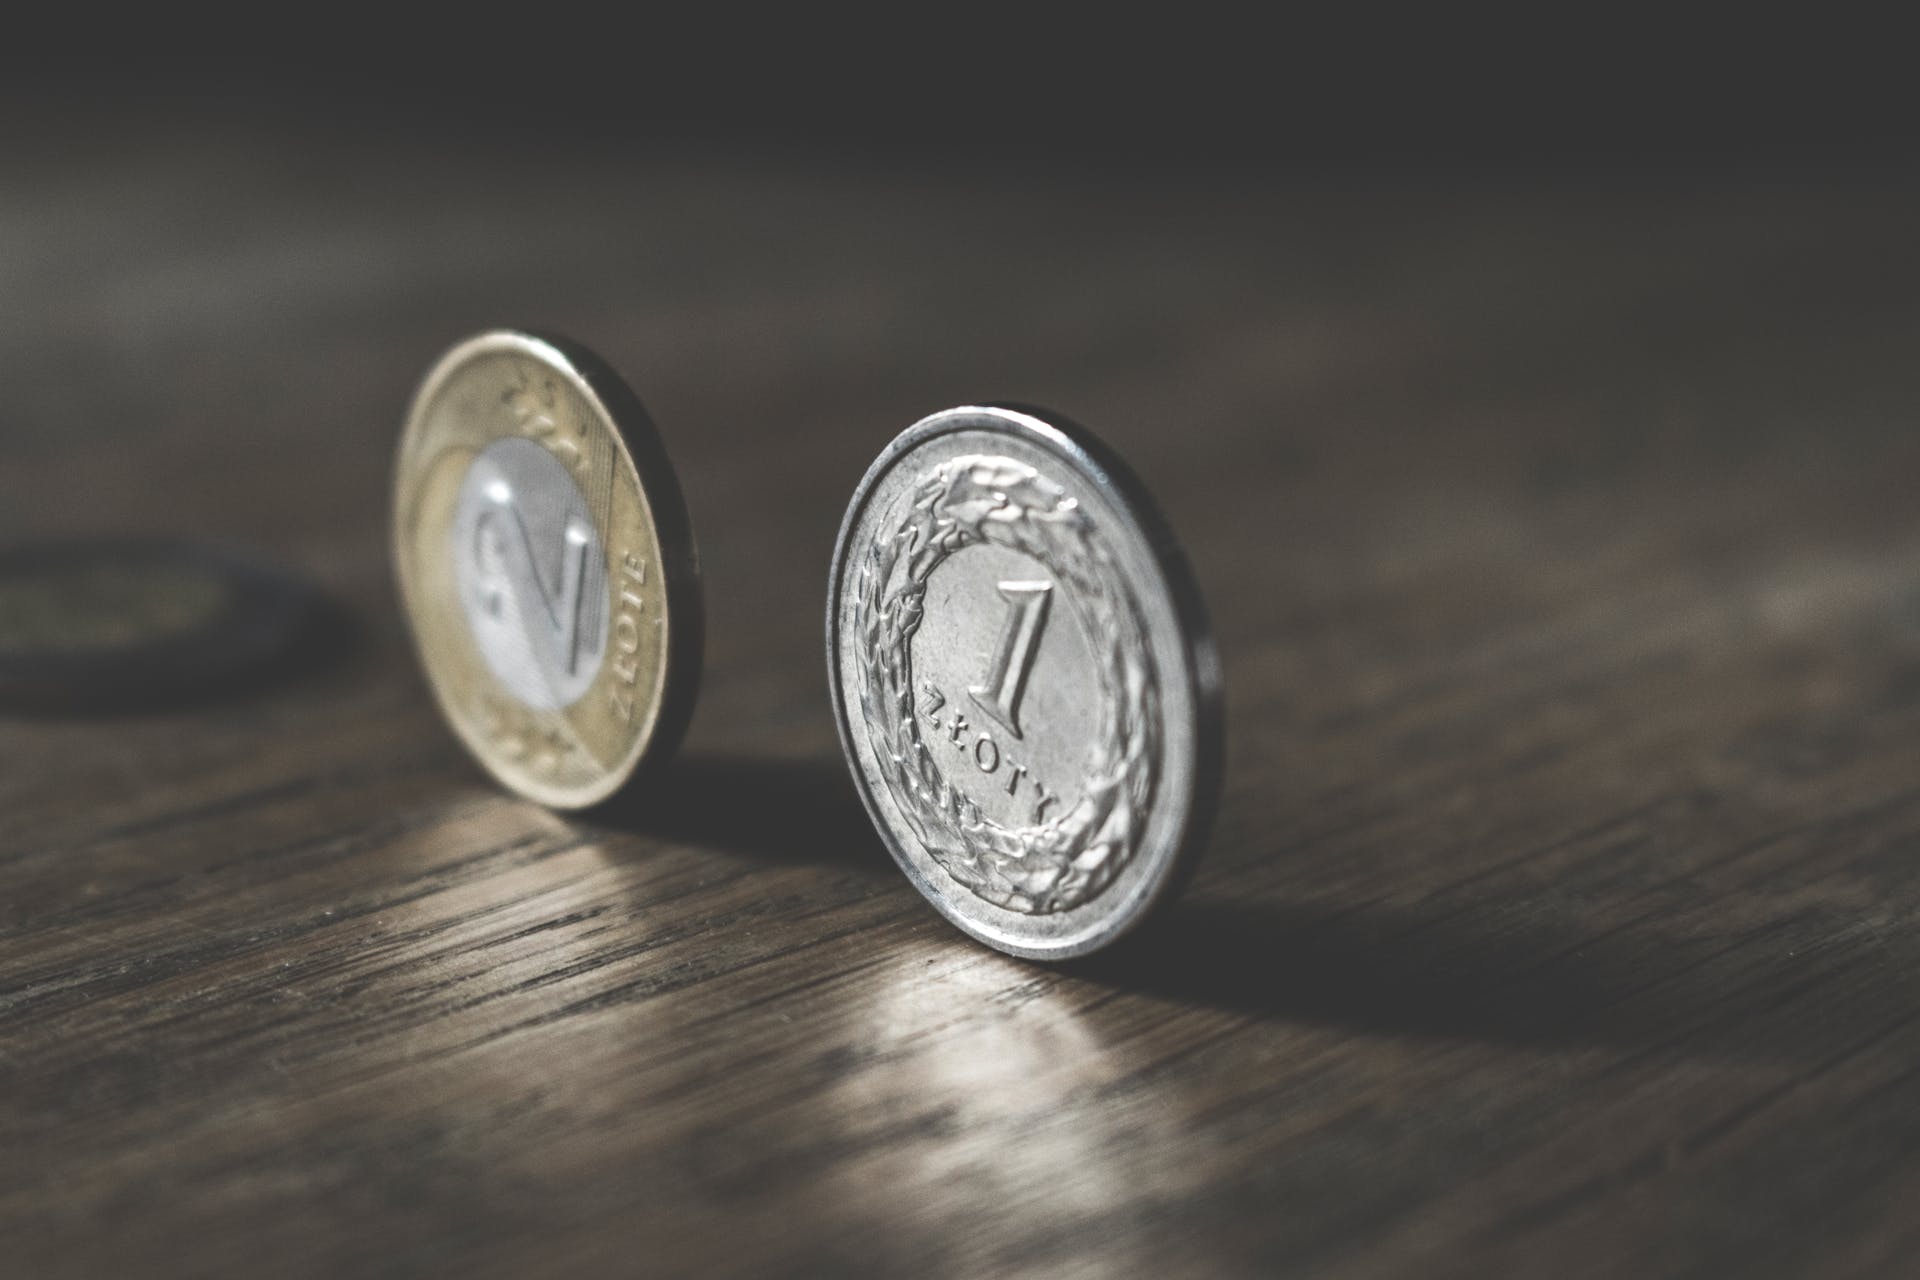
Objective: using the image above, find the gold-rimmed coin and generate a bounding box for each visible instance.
[393,330,702,808]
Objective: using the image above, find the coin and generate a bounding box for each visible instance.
[827,404,1223,959]
[0,538,320,713]
[393,330,702,808]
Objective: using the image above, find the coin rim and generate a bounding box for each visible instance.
[825,403,1224,959]
[393,329,703,809]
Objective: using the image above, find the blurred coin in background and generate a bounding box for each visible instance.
[0,539,322,714]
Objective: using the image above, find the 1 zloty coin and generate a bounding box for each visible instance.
[393,330,702,808]
[826,404,1223,959]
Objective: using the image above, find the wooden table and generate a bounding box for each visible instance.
[6,116,1920,1277]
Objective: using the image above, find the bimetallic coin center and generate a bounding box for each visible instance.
[910,543,1096,828]
[452,435,609,710]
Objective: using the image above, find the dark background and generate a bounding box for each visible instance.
[6,16,1916,175]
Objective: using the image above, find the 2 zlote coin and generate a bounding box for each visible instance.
[393,330,703,808]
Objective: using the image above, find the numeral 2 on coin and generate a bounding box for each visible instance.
[475,500,595,676]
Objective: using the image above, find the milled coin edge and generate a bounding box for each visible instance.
[825,403,1224,960]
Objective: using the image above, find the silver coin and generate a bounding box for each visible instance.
[451,435,611,711]
[826,404,1223,959]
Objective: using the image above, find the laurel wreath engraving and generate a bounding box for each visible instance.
[852,455,1160,914]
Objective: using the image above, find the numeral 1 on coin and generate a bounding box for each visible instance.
[969,580,1052,740]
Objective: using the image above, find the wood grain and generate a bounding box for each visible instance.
[6,114,1920,1277]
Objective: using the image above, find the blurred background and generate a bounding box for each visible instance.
[4,13,1919,796]
[4,14,1916,703]
[6,11,1915,170]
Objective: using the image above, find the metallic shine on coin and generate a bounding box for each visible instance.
[827,404,1223,959]
[394,330,702,808]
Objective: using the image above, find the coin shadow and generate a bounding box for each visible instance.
[1072,897,1636,1049]
[174,588,368,712]
[593,752,895,876]
[1069,890,1901,1063]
